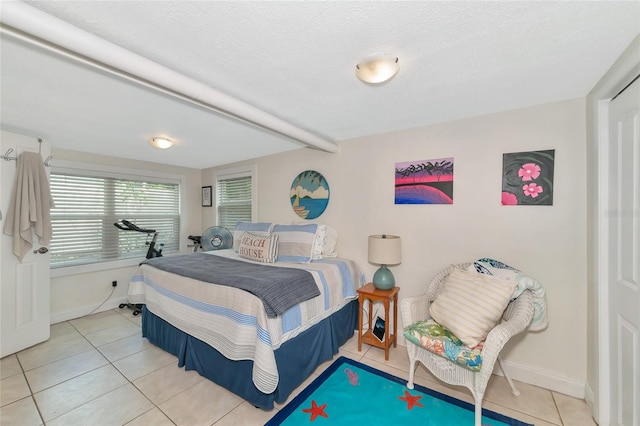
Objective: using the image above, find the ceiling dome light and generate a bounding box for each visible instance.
[149,137,174,149]
[355,54,399,84]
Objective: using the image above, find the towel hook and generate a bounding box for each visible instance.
[1,148,15,161]
[1,139,50,166]
[36,138,52,167]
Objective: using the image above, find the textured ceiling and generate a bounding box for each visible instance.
[1,1,639,169]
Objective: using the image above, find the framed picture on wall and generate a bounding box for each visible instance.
[202,186,212,207]
[395,157,454,204]
[289,170,330,219]
[501,149,555,206]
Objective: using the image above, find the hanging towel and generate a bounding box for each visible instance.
[2,151,55,261]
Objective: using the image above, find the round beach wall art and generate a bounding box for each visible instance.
[290,170,330,220]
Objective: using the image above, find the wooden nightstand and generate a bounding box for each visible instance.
[356,282,399,360]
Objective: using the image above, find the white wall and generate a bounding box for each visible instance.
[11,97,583,392]
[49,148,202,323]
[203,98,588,396]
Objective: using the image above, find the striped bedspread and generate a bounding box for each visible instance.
[128,250,365,394]
[141,253,320,317]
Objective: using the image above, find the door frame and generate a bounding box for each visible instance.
[591,41,640,423]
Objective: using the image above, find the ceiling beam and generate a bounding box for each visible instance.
[0,1,339,154]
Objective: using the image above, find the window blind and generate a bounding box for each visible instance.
[49,172,180,268]
[216,175,252,230]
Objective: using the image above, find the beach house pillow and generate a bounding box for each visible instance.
[233,221,272,252]
[272,223,318,263]
[238,232,278,263]
[430,267,516,348]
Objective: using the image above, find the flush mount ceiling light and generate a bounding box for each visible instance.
[149,137,174,149]
[355,54,400,84]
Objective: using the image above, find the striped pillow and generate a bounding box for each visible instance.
[272,223,318,263]
[238,232,278,263]
[430,267,516,348]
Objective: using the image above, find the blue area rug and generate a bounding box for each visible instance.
[265,356,532,426]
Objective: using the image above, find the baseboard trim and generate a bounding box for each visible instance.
[495,358,586,399]
[398,341,587,398]
[584,383,597,421]
[50,297,128,324]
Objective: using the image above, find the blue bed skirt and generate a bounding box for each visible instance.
[141,299,358,410]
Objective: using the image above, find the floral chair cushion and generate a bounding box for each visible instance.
[404,319,483,372]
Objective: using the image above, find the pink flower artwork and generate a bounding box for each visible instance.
[502,150,554,205]
[523,183,544,198]
[518,163,541,181]
[501,192,518,205]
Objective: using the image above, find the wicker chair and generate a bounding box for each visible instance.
[400,263,535,426]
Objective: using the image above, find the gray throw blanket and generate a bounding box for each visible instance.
[143,253,319,318]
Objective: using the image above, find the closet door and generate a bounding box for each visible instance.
[1,130,51,357]
[607,76,640,426]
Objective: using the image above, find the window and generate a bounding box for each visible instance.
[215,166,256,230]
[49,171,180,268]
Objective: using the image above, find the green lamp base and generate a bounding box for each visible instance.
[372,265,395,290]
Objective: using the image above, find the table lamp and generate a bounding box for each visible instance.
[368,234,401,290]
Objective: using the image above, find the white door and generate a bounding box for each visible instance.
[608,76,640,426]
[1,130,51,357]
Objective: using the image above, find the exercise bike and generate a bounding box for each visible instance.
[114,219,163,259]
[113,219,164,315]
[187,235,202,252]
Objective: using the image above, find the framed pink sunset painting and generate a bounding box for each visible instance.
[395,157,454,204]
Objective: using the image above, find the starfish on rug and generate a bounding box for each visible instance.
[301,399,328,421]
[398,390,424,410]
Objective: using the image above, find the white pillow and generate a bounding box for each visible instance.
[430,267,516,348]
[237,232,278,263]
[293,223,338,259]
[321,225,338,258]
[311,224,326,260]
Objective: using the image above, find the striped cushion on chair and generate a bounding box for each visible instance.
[430,267,516,348]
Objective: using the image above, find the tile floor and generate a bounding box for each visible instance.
[1,308,595,426]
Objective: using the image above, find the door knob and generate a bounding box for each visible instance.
[33,247,49,254]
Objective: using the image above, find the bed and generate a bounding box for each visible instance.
[127,231,365,410]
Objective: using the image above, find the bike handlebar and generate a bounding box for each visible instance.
[114,219,156,234]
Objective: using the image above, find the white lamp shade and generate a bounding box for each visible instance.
[368,234,401,265]
[355,55,400,84]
